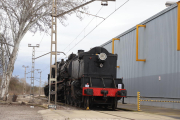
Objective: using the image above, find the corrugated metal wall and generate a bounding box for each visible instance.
[102,4,180,101]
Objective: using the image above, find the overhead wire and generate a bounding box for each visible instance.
[63,6,104,51]
[65,0,129,54]
[34,78,46,83]
[26,77,46,84]
[39,32,46,45]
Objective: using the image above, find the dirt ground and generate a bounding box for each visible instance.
[0,104,44,120]
[0,95,81,120]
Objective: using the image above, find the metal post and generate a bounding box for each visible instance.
[38,71,42,96]
[137,91,141,111]
[32,47,35,100]
[24,68,26,94]
[28,44,39,101]
[22,66,29,94]
[48,0,57,107]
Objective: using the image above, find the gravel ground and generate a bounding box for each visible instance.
[0,104,44,120]
[0,95,81,120]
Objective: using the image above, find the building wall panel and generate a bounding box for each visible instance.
[102,4,180,101]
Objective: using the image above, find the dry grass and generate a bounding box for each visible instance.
[0,76,42,95]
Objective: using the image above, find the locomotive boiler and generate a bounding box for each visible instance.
[44,47,127,110]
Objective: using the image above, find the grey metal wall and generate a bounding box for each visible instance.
[102,4,180,101]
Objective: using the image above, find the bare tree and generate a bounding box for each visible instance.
[0,34,10,99]
[0,0,88,100]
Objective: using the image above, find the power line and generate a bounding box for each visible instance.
[27,77,46,84]
[63,6,104,51]
[65,0,129,54]
[34,78,46,83]
[78,10,105,19]
[39,32,46,45]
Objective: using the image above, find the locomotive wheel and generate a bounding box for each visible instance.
[70,98,74,106]
[74,102,77,107]
[70,100,73,106]
[66,95,69,104]
[78,102,81,108]
[68,96,70,105]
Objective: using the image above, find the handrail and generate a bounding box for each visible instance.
[136,25,146,62]
[177,2,180,50]
[112,38,120,54]
[137,91,180,112]
[112,38,120,68]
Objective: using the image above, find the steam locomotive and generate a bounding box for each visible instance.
[44,47,127,110]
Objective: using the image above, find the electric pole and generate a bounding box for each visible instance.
[22,65,29,94]
[38,71,42,96]
[49,0,57,107]
[28,44,39,102]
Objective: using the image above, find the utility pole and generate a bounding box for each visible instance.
[49,0,57,107]
[28,44,39,102]
[38,71,42,96]
[22,65,29,94]
[35,69,40,95]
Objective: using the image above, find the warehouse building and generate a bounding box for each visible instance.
[101,3,180,109]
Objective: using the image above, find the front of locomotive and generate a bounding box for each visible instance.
[79,47,127,109]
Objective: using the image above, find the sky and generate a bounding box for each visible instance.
[13,0,176,86]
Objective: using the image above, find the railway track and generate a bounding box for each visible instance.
[35,96,133,111]
[55,101,133,120]
[35,96,133,120]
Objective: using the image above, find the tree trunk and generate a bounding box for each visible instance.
[0,40,20,100]
[0,69,6,100]
[0,44,6,100]
[0,72,8,100]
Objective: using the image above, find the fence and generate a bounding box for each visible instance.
[137,92,180,111]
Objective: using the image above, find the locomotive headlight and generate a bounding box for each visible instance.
[98,53,107,61]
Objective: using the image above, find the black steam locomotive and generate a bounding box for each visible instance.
[44,47,127,110]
